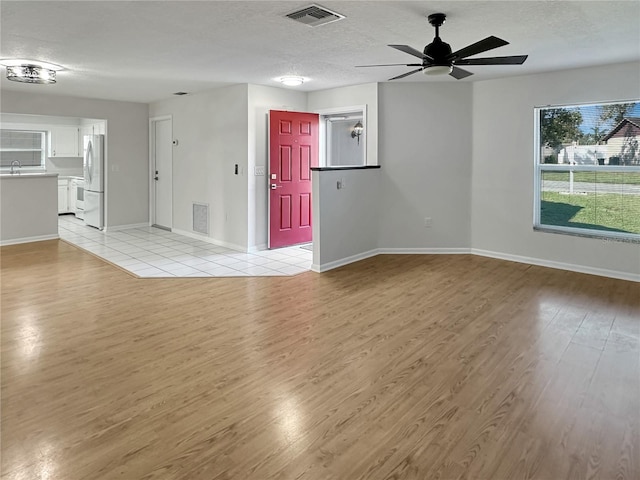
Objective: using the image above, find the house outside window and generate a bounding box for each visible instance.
[534,101,640,242]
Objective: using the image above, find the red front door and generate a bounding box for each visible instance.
[269,110,319,249]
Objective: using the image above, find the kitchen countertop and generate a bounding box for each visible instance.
[59,175,85,180]
[0,173,59,179]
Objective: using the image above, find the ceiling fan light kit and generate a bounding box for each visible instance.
[424,65,453,76]
[357,12,528,81]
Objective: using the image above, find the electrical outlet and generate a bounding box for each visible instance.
[424,217,432,228]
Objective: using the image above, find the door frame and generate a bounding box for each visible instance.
[149,115,173,229]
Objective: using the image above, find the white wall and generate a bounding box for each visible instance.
[312,168,380,271]
[308,83,378,166]
[472,62,640,279]
[247,84,307,250]
[0,91,148,228]
[149,85,249,250]
[377,82,473,250]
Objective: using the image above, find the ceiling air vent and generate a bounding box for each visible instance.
[285,4,345,27]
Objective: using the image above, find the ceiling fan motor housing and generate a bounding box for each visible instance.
[424,37,452,64]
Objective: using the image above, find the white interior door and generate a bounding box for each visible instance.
[152,117,172,229]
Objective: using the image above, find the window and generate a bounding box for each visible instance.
[534,101,640,242]
[0,129,47,169]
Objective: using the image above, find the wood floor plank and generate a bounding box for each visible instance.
[1,240,639,479]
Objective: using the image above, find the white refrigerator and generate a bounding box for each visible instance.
[83,134,105,229]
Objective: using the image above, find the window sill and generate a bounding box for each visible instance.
[534,225,640,244]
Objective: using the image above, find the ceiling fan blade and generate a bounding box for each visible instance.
[449,36,509,60]
[389,68,424,81]
[356,63,423,68]
[388,44,433,62]
[456,55,528,65]
[449,66,474,80]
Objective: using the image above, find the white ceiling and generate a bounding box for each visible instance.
[1,1,639,104]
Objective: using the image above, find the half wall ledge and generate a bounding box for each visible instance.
[311,165,381,171]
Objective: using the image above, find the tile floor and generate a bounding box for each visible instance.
[58,215,312,278]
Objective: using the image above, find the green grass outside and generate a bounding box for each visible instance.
[542,171,640,185]
[541,191,640,234]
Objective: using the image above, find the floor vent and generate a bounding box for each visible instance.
[193,203,209,235]
[285,4,345,27]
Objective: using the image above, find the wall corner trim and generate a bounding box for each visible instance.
[313,248,379,272]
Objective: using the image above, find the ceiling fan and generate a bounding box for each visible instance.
[357,13,528,80]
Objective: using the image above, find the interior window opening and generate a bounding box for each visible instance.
[319,107,366,167]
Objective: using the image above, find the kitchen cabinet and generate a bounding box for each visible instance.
[58,179,69,213]
[58,177,83,215]
[68,180,77,213]
[49,126,80,157]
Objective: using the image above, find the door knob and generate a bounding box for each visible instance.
[271,184,282,190]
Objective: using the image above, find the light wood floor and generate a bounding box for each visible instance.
[1,240,638,480]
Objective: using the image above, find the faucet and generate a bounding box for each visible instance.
[10,160,21,175]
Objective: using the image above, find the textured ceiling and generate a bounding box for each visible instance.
[1,1,639,103]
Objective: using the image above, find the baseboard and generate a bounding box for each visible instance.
[311,248,379,273]
[249,243,268,253]
[378,247,471,255]
[0,234,59,246]
[472,248,640,283]
[172,228,246,252]
[104,222,150,232]
[310,245,638,282]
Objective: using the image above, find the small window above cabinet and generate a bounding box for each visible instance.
[49,126,81,157]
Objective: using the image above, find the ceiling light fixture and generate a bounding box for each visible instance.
[6,64,56,84]
[423,64,453,76]
[279,76,304,87]
[1,59,63,85]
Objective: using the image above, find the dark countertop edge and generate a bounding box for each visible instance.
[311,165,381,172]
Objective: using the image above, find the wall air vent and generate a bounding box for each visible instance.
[285,4,345,27]
[193,203,209,235]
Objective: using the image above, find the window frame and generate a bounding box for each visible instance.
[533,101,640,243]
[0,127,48,171]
